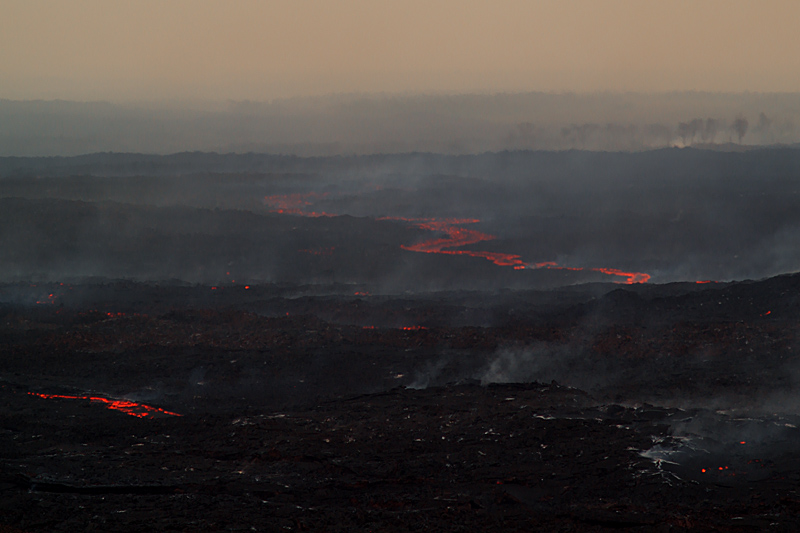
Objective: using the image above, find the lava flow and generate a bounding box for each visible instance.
[386,216,650,284]
[28,392,182,418]
[390,217,528,268]
[264,193,651,284]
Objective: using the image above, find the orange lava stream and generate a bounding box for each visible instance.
[386,217,530,269]
[264,194,651,284]
[387,216,651,284]
[590,268,651,285]
[28,392,182,418]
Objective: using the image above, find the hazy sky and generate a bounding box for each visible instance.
[2,0,800,102]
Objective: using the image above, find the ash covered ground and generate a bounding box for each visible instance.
[2,149,800,531]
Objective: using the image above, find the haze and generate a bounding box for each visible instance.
[3,0,800,102]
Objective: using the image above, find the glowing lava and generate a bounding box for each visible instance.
[264,193,651,284]
[35,293,58,305]
[29,392,182,418]
[263,192,334,217]
[385,216,650,284]
[389,217,529,269]
[591,268,650,285]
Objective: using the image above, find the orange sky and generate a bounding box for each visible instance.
[2,0,799,101]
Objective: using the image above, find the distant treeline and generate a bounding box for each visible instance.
[2,92,799,156]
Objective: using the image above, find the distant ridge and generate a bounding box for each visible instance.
[2,146,800,179]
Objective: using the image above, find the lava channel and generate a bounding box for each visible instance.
[29,392,182,418]
[264,193,651,284]
[386,216,651,284]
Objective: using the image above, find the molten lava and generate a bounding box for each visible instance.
[29,392,182,418]
[385,216,650,284]
[388,217,529,269]
[264,193,651,284]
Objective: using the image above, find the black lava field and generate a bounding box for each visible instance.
[2,148,800,531]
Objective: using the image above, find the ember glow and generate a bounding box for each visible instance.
[28,392,182,418]
[264,193,651,284]
[263,193,334,217]
[35,293,58,305]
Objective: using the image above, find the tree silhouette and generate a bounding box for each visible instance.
[732,116,749,143]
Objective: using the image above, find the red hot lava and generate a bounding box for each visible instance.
[28,392,182,419]
[264,193,651,284]
[390,217,529,269]
[386,216,650,284]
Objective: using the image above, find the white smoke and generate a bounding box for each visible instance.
[479,343,615,391]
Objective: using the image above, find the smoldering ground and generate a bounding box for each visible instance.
[479,344,619,392]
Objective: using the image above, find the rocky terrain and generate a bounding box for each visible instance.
[2,149,800,530]
[1,274,799,531]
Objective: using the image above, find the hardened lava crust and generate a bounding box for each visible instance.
[1,274,800,531]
